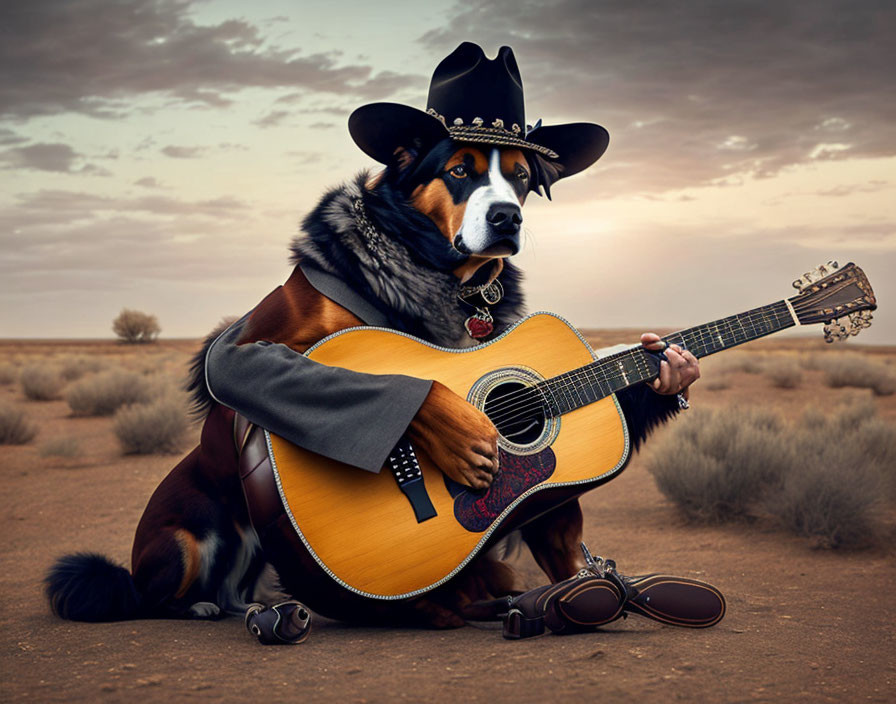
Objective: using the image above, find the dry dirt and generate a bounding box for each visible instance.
[1,335,894,703]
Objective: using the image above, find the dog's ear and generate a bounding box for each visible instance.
[526,153,564,201]
[393,146,418,172]
[384,143,423,190]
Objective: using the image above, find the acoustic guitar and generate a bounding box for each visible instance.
[264,261,876,600]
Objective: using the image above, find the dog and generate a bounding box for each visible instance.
[46,43,683,629]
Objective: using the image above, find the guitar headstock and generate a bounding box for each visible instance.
[789,262,877,342]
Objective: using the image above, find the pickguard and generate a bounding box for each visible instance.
[444,447,557,532]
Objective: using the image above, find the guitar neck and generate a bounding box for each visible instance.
[539,299,796,415]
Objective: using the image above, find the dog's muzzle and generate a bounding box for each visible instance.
[454,202,522,257]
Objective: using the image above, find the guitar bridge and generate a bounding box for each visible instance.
[388,437,437,523]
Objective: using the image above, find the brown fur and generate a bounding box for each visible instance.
[236,267,363,352]
[411,177,468,244]
[521,500,587,582]
[174,529,200,599]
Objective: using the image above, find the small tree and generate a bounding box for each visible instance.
[112,308,160,343]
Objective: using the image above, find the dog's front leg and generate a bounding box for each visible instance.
[520,499,586,583]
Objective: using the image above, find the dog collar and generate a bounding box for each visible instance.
[457,279,503,340]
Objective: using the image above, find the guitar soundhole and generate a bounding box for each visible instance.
[483,381,546,446]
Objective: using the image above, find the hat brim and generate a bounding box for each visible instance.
[525,122,609,178]
[349,103,609,179]
[349,103,449,165]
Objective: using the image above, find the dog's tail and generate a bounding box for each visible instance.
[45,552,142,622]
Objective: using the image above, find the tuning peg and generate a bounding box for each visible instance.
[823,310,873,343]
[847,310,873,336]
[793,260,842,292]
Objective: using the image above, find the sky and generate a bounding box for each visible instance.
[1,0,894,345]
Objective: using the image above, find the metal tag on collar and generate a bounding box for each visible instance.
[480,279,503,305]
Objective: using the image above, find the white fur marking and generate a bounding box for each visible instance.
[197,533,221,589]
[217,525,261,615]
[457,149,520,252]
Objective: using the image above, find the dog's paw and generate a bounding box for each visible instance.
[188,601,222,619]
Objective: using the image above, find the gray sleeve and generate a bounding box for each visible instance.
[204,311,433,473]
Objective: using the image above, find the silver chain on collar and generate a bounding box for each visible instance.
[350,197,383,254]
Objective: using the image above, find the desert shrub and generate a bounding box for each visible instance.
[0,363,18,385]
[20,365,64,401]
[818,353,895,396]
[66,369,153,416]
[646,407,790,522]
[112,308,161,344]
[716,352,764,375]
[58,355,104,381]
[648,401,896,548]
[765,358,802,389]
[39,436,81,457]
[113,392,187,454]
[0,403,38,444]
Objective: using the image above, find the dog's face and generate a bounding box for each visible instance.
[409,145,531,259]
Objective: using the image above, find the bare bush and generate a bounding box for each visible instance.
[715,352,764,375]
[112,309,160,344]
[765,358,802,389]
[646,407,790,522]
[39,436,81,458]
[647,401,895,548]
[66,369,153,416]
[114,392,188,454]
[59,355,104,381]
[20,365,64,401]
[0,403,38,444]
[0,363,18,385]
[817,353,895,396]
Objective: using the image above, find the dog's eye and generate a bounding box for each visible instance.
[516,168,529,183]
[448,165,468,179]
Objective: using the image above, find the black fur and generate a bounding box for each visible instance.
[614,383,681,451]
[185,316,238,420]
[45,552,141,622]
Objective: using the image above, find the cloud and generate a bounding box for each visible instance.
[0,142,79,172]
[420,1,896,196]
[1,189,250,235]
[254,110,291,129]
[0,128,27,146]
[0,141,109,174]
[135,176,164,188]
[0,0,425,119]
[161,145,207,159]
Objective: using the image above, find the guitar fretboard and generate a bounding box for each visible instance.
[537,300,795,416]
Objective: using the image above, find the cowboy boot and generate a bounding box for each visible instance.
[245,601,312,645]
[621,572,726,628]
[501,544,725,639]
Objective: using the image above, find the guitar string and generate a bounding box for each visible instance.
[486,295,837,427]
[484,302,792,420]
[483,292,835,421]
[484,303,793,424]
[483,303,795,426]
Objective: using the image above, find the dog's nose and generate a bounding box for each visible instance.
[486,203,522,236]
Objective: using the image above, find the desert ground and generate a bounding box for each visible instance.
[1,332,894,703]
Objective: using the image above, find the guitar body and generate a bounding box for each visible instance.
[267,312,631,600]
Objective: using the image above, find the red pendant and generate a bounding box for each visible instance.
[464,313,494,339]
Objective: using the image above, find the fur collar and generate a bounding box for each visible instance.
[289,172,526,349]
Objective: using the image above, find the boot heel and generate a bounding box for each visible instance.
[502,608,545,639]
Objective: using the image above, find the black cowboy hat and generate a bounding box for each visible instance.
[349,42,609,180]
